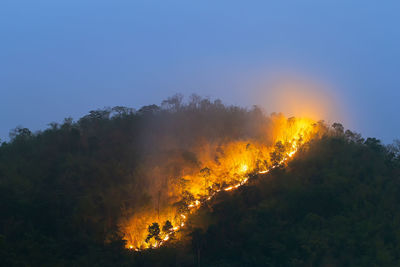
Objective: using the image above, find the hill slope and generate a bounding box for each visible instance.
[181,136,400,266]
[1,98,400,266]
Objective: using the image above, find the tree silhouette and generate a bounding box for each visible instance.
[200,167,211,195]
[145,223,161,243]
[162,220,173,234]
[270,141,286,166]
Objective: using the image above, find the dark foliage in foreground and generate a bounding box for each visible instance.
[1,97,400,266]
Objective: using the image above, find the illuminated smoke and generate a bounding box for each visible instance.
[119,99,327,250]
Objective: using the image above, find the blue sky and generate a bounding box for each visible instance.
[1,0,399,142]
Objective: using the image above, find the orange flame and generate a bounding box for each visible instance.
[121,115,324,250]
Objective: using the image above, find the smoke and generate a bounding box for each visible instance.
[252,73,347,126]
[134,94,272,204]
[120,94,326,248]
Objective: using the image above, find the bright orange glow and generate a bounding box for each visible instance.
[121,115,325,250]
[255,76,342,122]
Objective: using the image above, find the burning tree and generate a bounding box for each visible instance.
[162,220,173,233]
[270,141,286,166]
[145,223,161,244]
[200,167,211,195]
[175,190,195,214]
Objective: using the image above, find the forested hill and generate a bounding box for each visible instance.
[1,96,400,266]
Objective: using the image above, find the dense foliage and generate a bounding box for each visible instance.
[1,96,400,266]
[186,136,400,266]
[0,96,273,265]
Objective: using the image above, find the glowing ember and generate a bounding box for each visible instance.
[240,164,249,173]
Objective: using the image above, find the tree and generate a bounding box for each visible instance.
[175,190,195,214]
[332,122,344,135]
[145,223,161,243]
[200,167,211,195]
[364,137,383,152]
[162,220,173,234]
[387,139,400,159]
[111,106,134,118]
[188,94,202,109]
[345,130,364,144]
[161,93,183,111]
[270,141,286,166]
[137,104,160,115]
[9,127,32,140]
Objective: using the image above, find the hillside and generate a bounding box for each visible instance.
[1,96,400,266]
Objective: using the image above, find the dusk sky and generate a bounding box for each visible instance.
[1,0,399,142]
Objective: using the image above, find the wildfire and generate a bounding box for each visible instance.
[121,115,324,250]
[240,164,249,173]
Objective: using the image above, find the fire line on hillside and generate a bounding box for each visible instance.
[121,116,325,250]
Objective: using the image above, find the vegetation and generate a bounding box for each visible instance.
[185,136,400,266]
[1,95,400,266]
